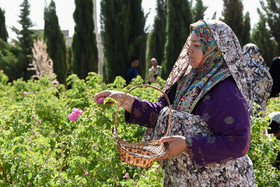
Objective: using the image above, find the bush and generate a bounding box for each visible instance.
[0,71,279,186]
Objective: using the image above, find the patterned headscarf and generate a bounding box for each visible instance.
[242,43,272,116]
[163,20,253,114]
[173,21,231,112]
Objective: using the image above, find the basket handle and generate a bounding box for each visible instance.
[114,84,172,138]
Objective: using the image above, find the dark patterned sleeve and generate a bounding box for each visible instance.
[186,78,251,166]
[125,97,168,128]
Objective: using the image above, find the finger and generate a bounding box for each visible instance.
[94,91,111,103]
[160,136,173,143]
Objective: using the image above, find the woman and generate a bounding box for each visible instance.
[95,20,255,186]
[269,57,280,98]
[242,43,273,117]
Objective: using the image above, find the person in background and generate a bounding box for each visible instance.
[269,57,280,98]
[146,58,161,84]
[268,112,280,169]
[126,57,139,84]
[95,20,255,186]
[242,43,273,117]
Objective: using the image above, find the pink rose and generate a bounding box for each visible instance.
[72,108,83,114]
[27,182,31,185]
[124,173,129,178]
[69,112,79,121]
[0,69,4,73]
[23,91,28,94]
[84,171,88,175]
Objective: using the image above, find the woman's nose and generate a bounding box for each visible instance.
[187,45,192,53]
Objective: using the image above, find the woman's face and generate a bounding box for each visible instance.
[187,31,203,68]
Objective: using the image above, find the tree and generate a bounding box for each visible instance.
[100,0,146,83]
[221,0,250,46]
[260,0,280,54]
[251,8,277,67]
[242,12,251,45]
[193,0,208,21]
[72,0,98,79]
[0,8,8,42]
[12,0,35,80]
[0,38,19,80]
[161,0,193,78]
[44,0,67,84]
[146,0,167,76]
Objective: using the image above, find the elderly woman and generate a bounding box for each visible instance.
[242,43,273,117]
[95,20,255,186]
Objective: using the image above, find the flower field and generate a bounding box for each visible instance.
[0,71,279,186]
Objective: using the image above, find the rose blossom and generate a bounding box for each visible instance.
[124,173,129,178]
[72,108,83,114]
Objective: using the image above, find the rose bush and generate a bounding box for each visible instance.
[0,72,279,186]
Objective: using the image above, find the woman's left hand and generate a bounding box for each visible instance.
[157,135,188,160]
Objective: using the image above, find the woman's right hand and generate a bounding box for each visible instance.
[94,90,124,105]
[94,90,135,113]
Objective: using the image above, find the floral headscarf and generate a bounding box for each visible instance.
[163,20,253,114]
[243,43,272,116]
[173,21,231,112]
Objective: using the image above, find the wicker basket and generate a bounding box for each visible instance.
[113,84,172,168]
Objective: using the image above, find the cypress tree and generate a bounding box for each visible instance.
[146,0,167,76]
[193,0,208,21]
[100,0,146,83]
[72,0,98,79]
[221,0,248,46]
[161,0,193,78]
[0,8,8,42]
[11,0,34,80]
[251,8,277,67]
[44,0,67,84]
[242,12,251,45]
[261,0,280,53]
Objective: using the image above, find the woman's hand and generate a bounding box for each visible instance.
[94,90,135,113]
[157,135,188,160]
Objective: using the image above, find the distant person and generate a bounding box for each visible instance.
[126,57,139,84]
[267,112,280,169]
[242,43,273,117]
[146,58,161,84]
[269,57,280,98]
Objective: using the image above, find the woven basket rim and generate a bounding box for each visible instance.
[113,84,172,159]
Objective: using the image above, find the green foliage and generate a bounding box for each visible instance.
[72,0,98,79]
[261,0,280,54]
[0,8,8,42]
[193,0,208,21]
[0,69,279,186]
[251,9,278,67]
[0,72,165,186]
[44,0,67,85]
[100,0,146,83]
[0,39,19,81]
[248,97,280,186]
[146,0,167,76]
[221,0,250,46]
[161,0,193,79]
[11,0,35,81]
